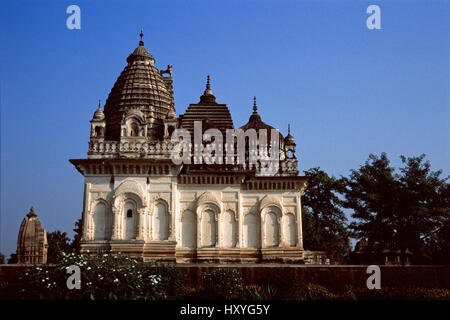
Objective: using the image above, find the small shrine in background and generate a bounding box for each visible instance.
[16,207,48,264]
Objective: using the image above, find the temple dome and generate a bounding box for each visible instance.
[180,76,234,135]
[284,133,295,145]
[93,105,105,120]
[103,31,175,140]
[284,125,295,145]
[239,97,284,141]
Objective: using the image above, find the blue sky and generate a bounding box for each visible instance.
[1,0,449,258]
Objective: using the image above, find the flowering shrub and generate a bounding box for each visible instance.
[18,252,185,300]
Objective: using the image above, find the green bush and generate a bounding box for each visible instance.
[17,252,183,300]
[244,284,278,300]
[199,268,244,300]
[148,262,187,300]
[257,271,306,299]
[296,283,336,300]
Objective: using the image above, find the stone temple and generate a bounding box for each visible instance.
[70,31,308,263]
[17,207,48,264]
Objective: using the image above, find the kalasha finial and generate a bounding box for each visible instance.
[204,75,213,95]
[27,206,37,219]
[253,96,258,113]
[139,28,144,45]
[98,99,101,109]
[288,123,291,135]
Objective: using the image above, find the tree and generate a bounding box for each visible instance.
[46,230,72,263]
[342,153,449,265]
[71,218,83,254]
[7,253,17,264]
[302,168,351,261]
[0,252,5,264]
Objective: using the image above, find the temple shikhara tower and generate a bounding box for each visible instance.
[70,31,308,263]
[16,207,48,264]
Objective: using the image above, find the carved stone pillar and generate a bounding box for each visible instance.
[111,207,119,240]
[297,195,304,249]
[277,216,282,247]
[85,210,92,240]
[215,213,219,248]
[137,208,146,240]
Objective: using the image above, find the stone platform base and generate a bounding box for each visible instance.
[80,241,306,264]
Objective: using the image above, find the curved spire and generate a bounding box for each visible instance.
[253,96,258,113]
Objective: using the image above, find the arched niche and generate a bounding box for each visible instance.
[222,210,237,248]
[181,210,196,249]
[244,213,260,248]
[112,188,145,241]
[261,206,281,248]
[283,213,297,246]
[123,199,137,240]
[93,201,108,240]
[114,180,146,206]
[197,203,219,248]
[152,200,169,240]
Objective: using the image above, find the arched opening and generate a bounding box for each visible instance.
[95,126,103,137]
[130,122,139,137]
[244,214,259,248]
[93,202,106,240]
[264,211,279,247]
[168,126,175,137]
[222,210,236,248]
[181,210,196,248]
[152,202,168,240]
[201,209,216,247]
[284,213,297,246]
[123,201,136,240]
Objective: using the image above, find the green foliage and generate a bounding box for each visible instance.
[342,153,450,265]
[244,284,278,300]
[302,168,351,261]
[46,231,72,263]
[7,253,17,264]
[296,283,336,300]
[0,253,4,264]
[256,270,306,299]
[199,268,244,300]
[147,262,187,299]
[18,253,183,300]
[71,219,83,255]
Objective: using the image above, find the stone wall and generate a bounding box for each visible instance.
[1,264,449,295]
[177,264,450,290]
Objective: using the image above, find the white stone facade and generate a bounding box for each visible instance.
[75,169,307,263]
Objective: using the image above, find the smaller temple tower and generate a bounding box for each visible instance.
[17,207,48,264]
